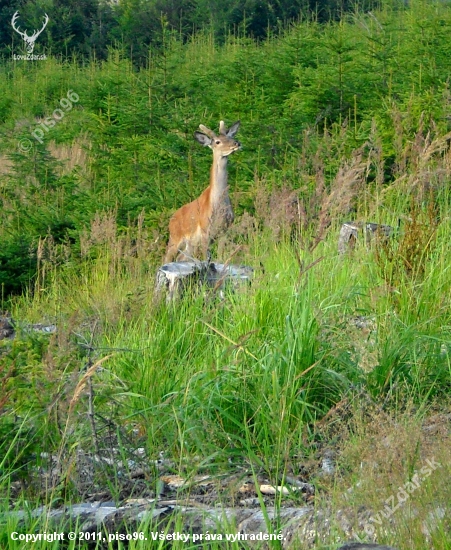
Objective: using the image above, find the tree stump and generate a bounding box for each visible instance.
[155,261,253,301]
[338,222,394,254]
[0,315,15,340]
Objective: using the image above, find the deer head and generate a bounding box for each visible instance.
[11,11,49,54]
[194,120,241,156]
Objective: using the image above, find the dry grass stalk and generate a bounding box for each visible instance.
[0,154,13,176]
[0,363,14,413]
[47,135,91,177]
[69,353,114,413]
[379,125,451,204]
[253,177,304,242]
[80,210,118,258]
[310,151,369,250]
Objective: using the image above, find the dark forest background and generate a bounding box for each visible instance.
[0,0,382,63]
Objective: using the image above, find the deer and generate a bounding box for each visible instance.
[11,11,49,54]
[164,120,241,264]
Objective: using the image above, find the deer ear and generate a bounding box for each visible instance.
[194,132,212,147]
[226,121,240,137]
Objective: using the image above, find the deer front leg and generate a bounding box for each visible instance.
[201,231,210,261]
[164,238,178,264]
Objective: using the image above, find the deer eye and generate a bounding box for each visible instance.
[215,140,220,144]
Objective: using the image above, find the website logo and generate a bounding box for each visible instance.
[11,11,48,60]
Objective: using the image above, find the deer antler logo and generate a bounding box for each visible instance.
[11,11,49,54]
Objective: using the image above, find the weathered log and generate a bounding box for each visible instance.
[8,500,400,549]
[155,261,253,301]
[337,544,398,550]
[338,222,394,254]
[0,315,56,341]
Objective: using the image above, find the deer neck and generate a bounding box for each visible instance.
[209,155,229,206]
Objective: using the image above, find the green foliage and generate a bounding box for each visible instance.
[368,327,451,400]
[0,334,53,483]
[1,6,451,544]
[2,1,451,300]
[0,0,383,63]
[0,237,36,296]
